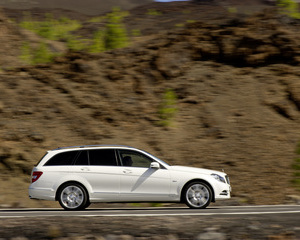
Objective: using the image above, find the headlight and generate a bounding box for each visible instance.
[211,173,226,183]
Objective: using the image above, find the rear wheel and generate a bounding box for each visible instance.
[58,183,89,211]
[183,182,212,209]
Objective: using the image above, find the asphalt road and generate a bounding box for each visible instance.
[1,205,299,218]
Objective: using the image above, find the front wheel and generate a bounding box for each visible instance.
[58,183,89,211]
[183,182,212,209]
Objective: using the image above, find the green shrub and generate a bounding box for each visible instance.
[158,89,178,127]
[182,10,191,14]
[20,41,33,64]
[20,13,81,41]
[20,41,54,65]
[105,7,129,50]
[131,29,141,37]
[88,16,105,23]
[186,20,196,24]
[147,9,162,16]
[89,30,105,53]
[20,8,130,55]
[64,34,90,52]
[277,0,300,19]
[227,7,237,14]
[175,23,185,28]
[32,42,54,64]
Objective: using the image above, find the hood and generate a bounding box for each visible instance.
[169,165,225,176]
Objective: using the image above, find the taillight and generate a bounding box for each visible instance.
[31,171,43,183]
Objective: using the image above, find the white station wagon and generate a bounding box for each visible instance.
[29,145,231,210]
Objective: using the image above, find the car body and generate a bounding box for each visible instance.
[29,145,231,210]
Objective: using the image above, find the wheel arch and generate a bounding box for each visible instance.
[55,181,90,201]
[180,179,215,203]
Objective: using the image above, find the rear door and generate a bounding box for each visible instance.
[73,149,121,201]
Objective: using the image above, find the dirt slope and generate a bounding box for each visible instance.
[0,2,300,208]
[0,0,153,15]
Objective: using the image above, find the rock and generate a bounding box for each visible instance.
[47,226,62,239]
[267,231,295,240]
[104,235,121,240]
[75,235,102,240]
[196,232,226,240]
[196,228,226,240]
[0,101,4,113]
[28,133,45,143]
[10,238,29,240]
[286,195,300,204]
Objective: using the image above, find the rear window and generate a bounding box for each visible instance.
[44,151,79,166]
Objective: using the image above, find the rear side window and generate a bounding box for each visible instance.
[89,149,117,166]
[44,151,79,166]
[74,151,89,165]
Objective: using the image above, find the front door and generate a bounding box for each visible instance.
[118,150,171,201]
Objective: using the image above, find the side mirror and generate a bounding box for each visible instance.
[150,162,160,169]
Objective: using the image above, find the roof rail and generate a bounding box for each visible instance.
[53,145,133,151]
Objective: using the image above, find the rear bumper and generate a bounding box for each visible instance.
[28,187,55,201]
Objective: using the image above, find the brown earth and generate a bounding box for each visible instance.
[0,0,153,15]
[0,0,300,209]
[1,214,300,239]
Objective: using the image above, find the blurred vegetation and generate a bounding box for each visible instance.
[147,9,162,16]
[292,142,300,191]
[175,23,185,28]
[66,35,88,51]
[20,41,32,65]
[20,13,82,40]
[227,7,237,14]
[18,7,130,64]
[88,16,105,23]
[158,89,178,127]
[131,29,141,37]
[89,30,105,53]
[105,7,129,50]
[33,41,55,64]
[277,0,300,19]
[20,41,55,65]
[186,20,196,24]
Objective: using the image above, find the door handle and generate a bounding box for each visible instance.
[123,169,132,174]
[81,167,90,171]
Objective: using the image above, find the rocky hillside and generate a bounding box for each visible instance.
[0,0,153,15]
[0,1,300,208]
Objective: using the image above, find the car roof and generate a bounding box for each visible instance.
[51,145,135,151]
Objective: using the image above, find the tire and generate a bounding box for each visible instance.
[58,183,89,211]
[183,182,212,209]
[83,201,91,209]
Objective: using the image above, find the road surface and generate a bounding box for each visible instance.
[1,205,299,218]
[0,205,300,239]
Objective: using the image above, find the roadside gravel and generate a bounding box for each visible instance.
[1,214,299,240]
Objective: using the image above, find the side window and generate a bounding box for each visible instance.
[44,151,78,166]
[89,149,117,166]
[119,150,153,168]
[74,151,89,165]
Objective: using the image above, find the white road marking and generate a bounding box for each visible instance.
[0,205,300,218]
